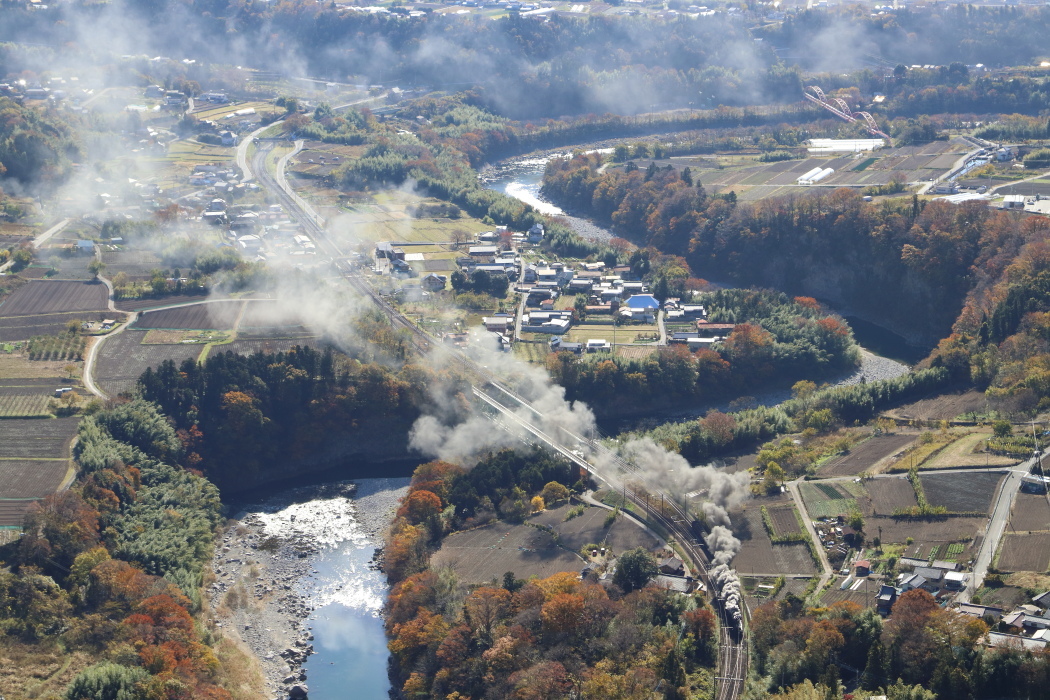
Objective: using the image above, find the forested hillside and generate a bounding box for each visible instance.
[137,345,467,492]
[748,590,1050,700]
[384,453,719,699]
[0,401,239,699]
[542,154,1048,344]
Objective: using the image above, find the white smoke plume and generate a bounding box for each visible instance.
[407,334,596,465]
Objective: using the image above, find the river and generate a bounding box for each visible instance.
[215,477,409,699]
[481,151,616,243]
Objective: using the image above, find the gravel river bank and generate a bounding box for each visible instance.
[206,478,409,699]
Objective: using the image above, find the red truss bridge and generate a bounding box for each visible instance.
[804,85,891,142]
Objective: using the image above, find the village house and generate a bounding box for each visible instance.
[468,245,500,263]
[658,556,685,576]
[483,316,513,333]
[521,311,571,334]
[421,274,447,292]
[621,294,660,322]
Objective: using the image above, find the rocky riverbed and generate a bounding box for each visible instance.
[205,479,408,700]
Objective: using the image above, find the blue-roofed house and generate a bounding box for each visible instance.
[75,240,95,254]
[621,294,660,322]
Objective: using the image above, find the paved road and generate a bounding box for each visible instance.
[959,466,1027,603]
[786,479,835,593]
[236,123,276,183]
[32,217,72,249]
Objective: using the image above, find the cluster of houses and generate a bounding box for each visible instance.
[872,558,971,614]
[952,591,1050,651]
[196,199,321,261]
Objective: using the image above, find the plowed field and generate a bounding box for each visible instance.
[862,477,918,516]
[0,281,108,316]
[997,532,1050,572]
[920,472,1005,514]
[0,460,69,498]
[431,521,583,583]
[1009,493,1050,532]
[133,301,244,330]
[819,434,915,477]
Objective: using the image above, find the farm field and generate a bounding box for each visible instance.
[94,330,204,396]
[884,390,989,421]
[565,324,659,344]
[430,520,583,584]
[924,431,1016,469]
[101,249,163,281]
[530,504,660,554]
[43,255,96,281]
[0,416,77,526]
[0,311,111,342]
[920,471,1005,513]
[1008,493,1050,532]
[766,505,802,537]
[0,500,36,528]
[0,352,76,379]
[0,280,108,316]
[800,482,858,519]
[645,139,966,201]
[615,345,657,360]
[869,515,985,551]
[743,575,813,610]
[731,507,817,576]
[323,191,489,246]
[997,532,1050,572]
[133,301,245,330]
[153,140,234,167]
[860,477,918,516]
[974,584,1031,610]
[0,394,52,418]
[114,293,211,312]
[0,460,71,498]
[0,418,79,460]
[818,433,915,477]
[820,577,878,608]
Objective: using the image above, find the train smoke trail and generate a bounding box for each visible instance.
[616,438,748,622]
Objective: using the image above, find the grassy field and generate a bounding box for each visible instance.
[565,323,659,344]
[800,482,859,519]
[924,430,1016,468]
[0,353,71,378]
[149,140,235,166]
[513,341,551,364]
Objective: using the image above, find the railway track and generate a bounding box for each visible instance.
[251,141,749,699]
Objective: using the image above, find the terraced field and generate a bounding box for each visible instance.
[0,417,78,527]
